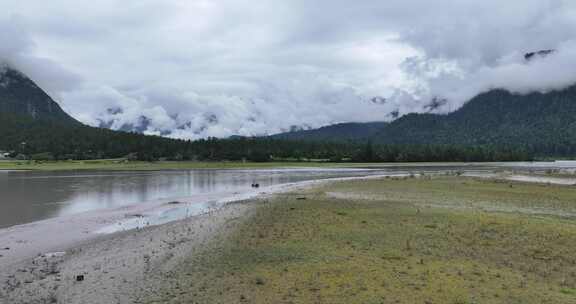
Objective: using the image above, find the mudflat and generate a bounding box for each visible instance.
[149,175,576,303]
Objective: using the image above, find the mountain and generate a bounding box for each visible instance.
[0,65,191,160]
[272,122,387,141]
[0,65,534,162]
[0,66,358,162]
[275,49,576,155]
[375,87,576,147]
[0,65,79,124]
[274,85,576,156]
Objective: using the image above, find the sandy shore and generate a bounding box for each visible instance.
[0,173,407,303]
[0,190,247,268]
[1,201,255,303]
[0,173,400,267]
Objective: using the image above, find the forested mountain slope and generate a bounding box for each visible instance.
[275,85,576,156]
[272,122,387,141]
[374,86,576,155]
[0,65,542,161]
[0,66,79,124]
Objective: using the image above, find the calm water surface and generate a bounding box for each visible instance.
[2,163,572,229]
[0,168,401,228]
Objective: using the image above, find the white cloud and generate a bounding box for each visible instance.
[1,0,576,138]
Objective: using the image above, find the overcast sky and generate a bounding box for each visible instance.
[2,0,576,139]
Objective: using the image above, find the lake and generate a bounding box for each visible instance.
[0,162,572,229]
[0,168,410,228]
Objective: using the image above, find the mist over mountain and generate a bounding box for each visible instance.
[0,66,409,163]
[2,1,576,139]
[0,54,567,163]
[3,54,576,161]
[276,79,576,155]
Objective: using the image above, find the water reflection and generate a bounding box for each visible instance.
[0,168,396,228]
[8,163,563,229]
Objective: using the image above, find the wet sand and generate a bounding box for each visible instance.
[1,201,253,303]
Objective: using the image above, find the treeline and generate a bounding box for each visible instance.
[0,113,533,162]
[129,139,533,163]
[351,142,531,162]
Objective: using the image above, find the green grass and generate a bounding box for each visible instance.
[0,159,480,171]
[0,159,353,171]
[146,176,576,304]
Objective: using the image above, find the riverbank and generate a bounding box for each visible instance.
[0,173,397,303]
[0,159,523,171]
[0,159,338,171]
[0,159,383,171]
[0,200,255,303]
[3,173,576,303]
[2,159,576,175]
[148,175,576,303]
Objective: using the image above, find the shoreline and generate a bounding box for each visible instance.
[0,160,483,172]
[0,172,411,268]
[1,200,257,303]
[0,172,414,303]
[2,159,573,172]
[153,174,576,303]
[3,171,576,303]
[2,169,574,267]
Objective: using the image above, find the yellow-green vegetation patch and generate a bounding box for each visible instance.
[0,159,415,171]
[0,160,354,171]
[147,176,576,304]
[326,176,576,217]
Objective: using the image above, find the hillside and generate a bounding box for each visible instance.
[0,67,361,162]
[0,66,79,124]
[0,66,233,160]
[272,122,386,142]
[0,110,190,160]
[375,87,576,153]
[0,65,178,159]
[0,65,536,162]
[275,85,576,156]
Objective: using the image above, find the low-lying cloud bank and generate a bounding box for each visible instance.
[1,0,576,139]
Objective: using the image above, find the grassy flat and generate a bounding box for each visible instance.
[0,160,349,171]
[0,159,479,171]
[149,176,576,303]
